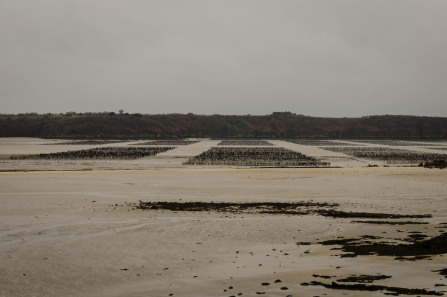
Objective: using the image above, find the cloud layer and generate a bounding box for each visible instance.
[1,1,446,116]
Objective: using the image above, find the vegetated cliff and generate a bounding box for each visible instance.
[0,112,446,139]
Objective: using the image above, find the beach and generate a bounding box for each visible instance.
[1,165,446,297]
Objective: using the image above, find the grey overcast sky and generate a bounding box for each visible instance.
[1,1,447,117]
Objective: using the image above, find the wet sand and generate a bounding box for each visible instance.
[1,166,446,297]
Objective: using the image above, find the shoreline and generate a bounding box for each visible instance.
[0,164,433,175]
[1,138,446,296]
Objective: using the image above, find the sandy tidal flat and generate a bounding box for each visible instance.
[1,166,447,297]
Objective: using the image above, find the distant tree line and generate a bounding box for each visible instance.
[0,112,446,139]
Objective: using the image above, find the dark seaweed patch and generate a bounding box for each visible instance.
[319,210,431,219]
[351,220,429,225]
[296,242,313,245]
[321,233,447,258]
[319,238,359,246]
[337,274,391,283]
[137,201,338,214]
[423,160,447,169]
[137,201,430,220]
[435,268,447,278]
[407,234,429,241]
[301,281,443,296]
